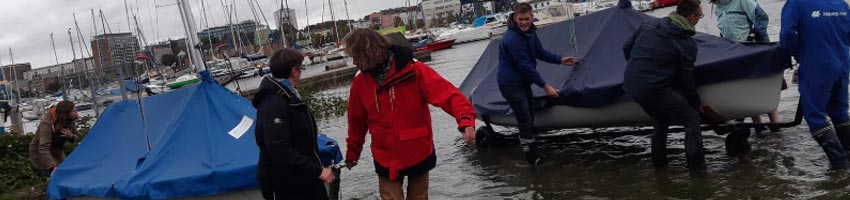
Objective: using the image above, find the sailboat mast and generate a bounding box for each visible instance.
[329,0,339,42]
[8,48,19,105]
[53,33,68,100]
[74,13,101,117]
[100,10,129,100]
[177,0,206,71]
[304,0,311,46]
[284,0,292,48]
[344,0,352,33]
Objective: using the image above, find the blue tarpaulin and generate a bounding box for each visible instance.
[48,71,259,199]
[459,2,791,116]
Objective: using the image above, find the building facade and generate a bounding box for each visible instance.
[198,20,260,47]
[274,8,298,28]
[91,32,140,80]
[422,0,462,27]
[1,63,31,82]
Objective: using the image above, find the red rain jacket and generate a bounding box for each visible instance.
[345,45,476,180]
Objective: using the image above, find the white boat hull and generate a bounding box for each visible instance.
[487,72,784,129]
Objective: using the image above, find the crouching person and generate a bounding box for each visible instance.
[622,0,706,169]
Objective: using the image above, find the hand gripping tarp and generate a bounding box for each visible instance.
[458,2,791,117]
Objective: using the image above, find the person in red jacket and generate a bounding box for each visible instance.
[343,28,477,200]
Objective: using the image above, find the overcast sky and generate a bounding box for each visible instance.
[0,0,415,69]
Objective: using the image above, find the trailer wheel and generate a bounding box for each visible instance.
[476,126,497,148]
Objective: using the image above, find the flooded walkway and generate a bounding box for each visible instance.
[313,1,850,198]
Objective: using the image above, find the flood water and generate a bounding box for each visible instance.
[314,0,850,199]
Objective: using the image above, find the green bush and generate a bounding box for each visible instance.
[0,115,93,199]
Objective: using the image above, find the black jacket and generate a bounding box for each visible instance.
[622,17,701,108]
[252,75,322,185]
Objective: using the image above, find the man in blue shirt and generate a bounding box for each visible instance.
[780,0,850,169]
[498,3,579,165]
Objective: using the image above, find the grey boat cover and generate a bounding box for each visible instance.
[458,2,792,116]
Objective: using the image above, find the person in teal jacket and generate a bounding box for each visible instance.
[711,0,763,42]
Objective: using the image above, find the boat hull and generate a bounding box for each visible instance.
[416,39,456,52]
[486,72,784,129]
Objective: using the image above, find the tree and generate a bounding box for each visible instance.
[46,80,60,94]
[311,33,324,48]
[446,13,457,25]
[394,16,404,27]
[416,19,425,29]
[160,54,177,67]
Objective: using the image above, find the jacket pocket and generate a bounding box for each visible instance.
[398,127,429,141]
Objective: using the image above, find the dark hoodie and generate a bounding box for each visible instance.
[251,75,323,186]
[622,12,701,108]
[497,13,563,87]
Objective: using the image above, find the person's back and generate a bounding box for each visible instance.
[780,0,850,169]
[781,0,850,71]
[622,0,706,169]
[713,0,758,42]
[623,16,699,105]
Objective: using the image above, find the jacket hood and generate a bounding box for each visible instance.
[653,16,696,39]
[40,109,55,124]
[507,13,538,35]
[388,44,414,72]
[251,76,296,108]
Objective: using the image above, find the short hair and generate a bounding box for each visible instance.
[513,3,532,14]
[676,0,701,17]
[343,28,390,68]
[269,48,304,79]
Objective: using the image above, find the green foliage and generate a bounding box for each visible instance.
[160,54,178,67]
[299,86,348,120]
[0,115,94,199]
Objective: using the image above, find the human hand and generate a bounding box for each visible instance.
[543,84,559,98]
[344,160,358,170]
[59,129,74,139]
[561,57,579,66]
[320,167,334,184]
[462,127,475,144]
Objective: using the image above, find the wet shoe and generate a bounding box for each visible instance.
[725,128,752,157]
[522,144,542,166]
[754,125,767,135]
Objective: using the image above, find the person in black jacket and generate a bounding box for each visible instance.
[622,0,706,169]
[252,48,333,200]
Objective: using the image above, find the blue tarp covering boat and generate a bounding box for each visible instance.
[48,71,259,199]
[459,2,791,117]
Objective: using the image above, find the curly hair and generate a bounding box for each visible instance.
[342,28,390,71]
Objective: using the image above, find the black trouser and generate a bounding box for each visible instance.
[499,84,536,144]
[258,179,329,200]
[633,91,705,168]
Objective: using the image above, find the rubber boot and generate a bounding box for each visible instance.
[725,126,752,157]
[521,142,542,166]
[651,124,669,167]
[684,123,706,170]
[834,122,850,160]
[812,124,850,169]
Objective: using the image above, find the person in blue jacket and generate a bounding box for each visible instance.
[780,0,850,169]
[498,2,579,165]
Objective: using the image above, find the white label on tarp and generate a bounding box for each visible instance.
[228,115,253,139]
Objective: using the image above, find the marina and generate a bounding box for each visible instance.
[2,0,850,199]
